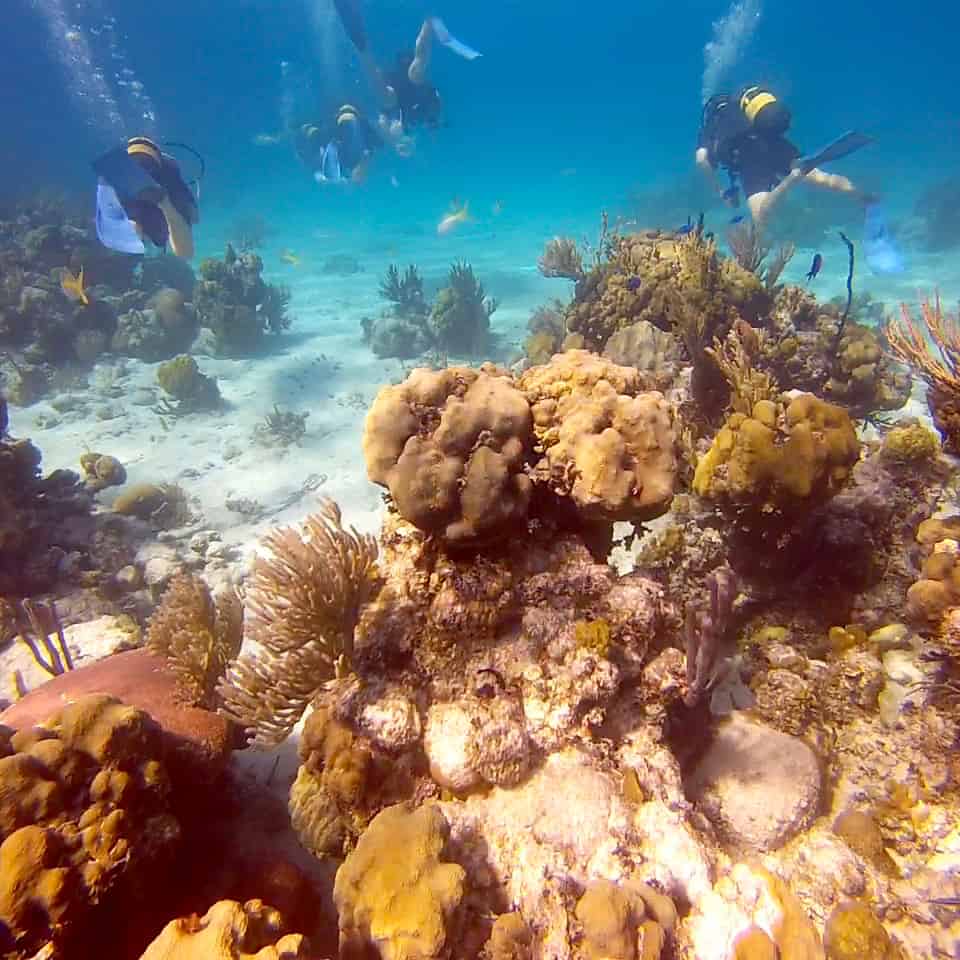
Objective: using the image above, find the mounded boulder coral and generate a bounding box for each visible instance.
[0,694,181,959]
[519,350,677,522]
[333,802,466,960]
[693,394,860,515]
[138,898,310,960]
[362,365,533,547]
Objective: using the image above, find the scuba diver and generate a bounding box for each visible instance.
[331,0,480,156]
[696,85,875,229]
[92,137,200,258]
[295,104,383,184]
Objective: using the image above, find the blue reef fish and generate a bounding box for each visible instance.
[729,214,746,224]
[626,276,642,292]
[805,253,823,282]
[676,216,695,236]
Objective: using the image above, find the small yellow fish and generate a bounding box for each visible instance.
[61,266,89,305]
[253,132,283,146]
[437,201,470,236]
[280,250,301,266]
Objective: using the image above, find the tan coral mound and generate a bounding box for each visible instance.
[520,350,677,521]
[564,231,769,352]
[333,802,466,960]
[0,694,180,959]
[363,365,534,546]
[693,394,860,513]
[139,898,309,960]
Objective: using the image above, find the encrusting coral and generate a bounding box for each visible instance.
[146,574,243,709]
[332,802,466,960]
[218,499,379,746]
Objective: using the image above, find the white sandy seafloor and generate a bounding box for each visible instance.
[13,209,960,574]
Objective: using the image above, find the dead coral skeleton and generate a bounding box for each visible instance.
[218,499,379,746]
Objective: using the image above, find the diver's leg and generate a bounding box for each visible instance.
[747,168,804,228]
[158,196,194,259]
[408,19,434,85]
[802,167,865,200]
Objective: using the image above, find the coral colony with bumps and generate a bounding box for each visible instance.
[1,212,960,960]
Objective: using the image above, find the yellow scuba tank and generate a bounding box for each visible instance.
[738,86,791,135]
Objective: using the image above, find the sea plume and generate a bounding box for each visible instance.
[217,499,379,746]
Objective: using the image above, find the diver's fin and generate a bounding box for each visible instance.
[863,201,904,275]
[95,183,146,255]
[428,17,482,60]
[792,131,875,176]
[92,146,163,207]
[332,0,367,51]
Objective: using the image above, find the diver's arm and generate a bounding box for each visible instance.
[158,195,194,259]
[695,147,725,197]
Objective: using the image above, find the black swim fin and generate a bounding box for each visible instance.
[792,131,875,176]
[333,0,368,52]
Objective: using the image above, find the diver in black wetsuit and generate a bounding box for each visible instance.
[331,1,480,157]
[295,105,384,184]
[696,85,872,229]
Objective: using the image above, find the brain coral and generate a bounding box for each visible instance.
[693,393,860,515]
[362,366,533,546]
[519,350,677,521]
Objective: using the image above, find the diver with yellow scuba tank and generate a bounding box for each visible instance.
[696,85,876,229]
[295,104,384,185]
[92,137,202,258]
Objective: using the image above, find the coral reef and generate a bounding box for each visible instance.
[194,244,291,356]
[0,434,95,595]
[156,355,222,414]
[562,230,770,354]
[429,261,498,357]
[0,694,180,959]
[362,264,432,359]
[363,353,677,547]
[112,482,194,530]
[79,451,127,492]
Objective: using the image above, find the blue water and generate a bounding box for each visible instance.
[3,0,960,308]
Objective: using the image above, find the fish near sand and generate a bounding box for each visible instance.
[805,253,822,282]
[61,267,89,305]
[437,201,469,236]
